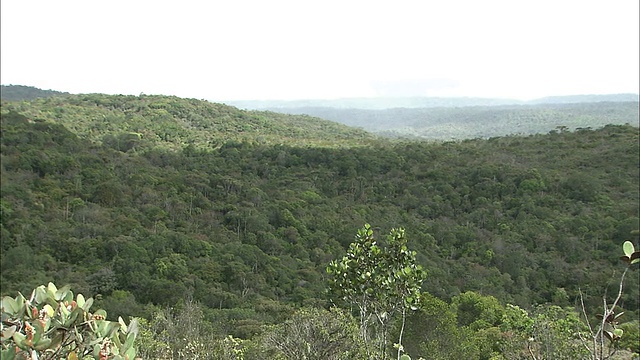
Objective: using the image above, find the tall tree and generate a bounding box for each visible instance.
[327,224,425,359]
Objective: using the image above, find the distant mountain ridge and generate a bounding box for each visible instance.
[2,85,637,141]
[4,85,635,109]
[231,101,640,140]
[528,93,639,104]
[224,94,639,139]
[226,93,639,110]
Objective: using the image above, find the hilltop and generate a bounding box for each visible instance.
[4,86,636,141]
[0,84,70,101]
[0,93,376,149]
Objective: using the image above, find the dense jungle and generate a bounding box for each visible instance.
[1,86,638,359]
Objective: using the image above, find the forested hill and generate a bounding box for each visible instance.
[227,93,639,110]
[244,101,639,140]
[0,93,376,149]
[0,84,70,101]
[1,89,639,357]
[2,95,639,336]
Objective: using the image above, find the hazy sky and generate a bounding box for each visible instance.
[1,0,638,101]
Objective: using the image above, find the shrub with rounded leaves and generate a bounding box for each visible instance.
[1,282,138,360]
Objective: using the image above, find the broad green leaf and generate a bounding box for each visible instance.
[123,331,136,352]
[15,295,26,313]
[12,332,28,350]
[623,241,634,257]
[31,320,44,344]
[124,346,137,359]
[1,345,16,359]
[93,343,101,358]
[76,293,85,309]
[34,286,47,304]
[1,325,16,341]
[1,296,20,315]
[613,328,624,338]
[43,304,55,317]
[64,307,83,327]
[47,282,58,296]
[82,297,94,312]
[55,284,72,302]
[60,302,70,318]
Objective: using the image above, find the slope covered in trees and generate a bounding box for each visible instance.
[1,95,638,357]
[0,84,70,101]
[251,101,639,140]
[1,94,376,149]
[228,93,639,110]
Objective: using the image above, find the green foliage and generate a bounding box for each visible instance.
[402,293,473,359]
[499,240,640,360]
[261,307,366,360]
[136,299,250,360]
[327,224,425,359]
[1,85,69,101]
[3,103,638,319]
[240,100,640,140]
[621,241,640,265]
[578,239,640,360]
[0,282,137,359]
[1,95,639,359]
[617,320,640,354]
[452,291,505,330]
[529,305,590,360]
[1,93,376,150]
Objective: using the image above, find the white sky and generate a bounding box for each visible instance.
[1,0,638,101]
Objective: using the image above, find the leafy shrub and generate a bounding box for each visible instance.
[1,282,138,359]
[261,307,366,360]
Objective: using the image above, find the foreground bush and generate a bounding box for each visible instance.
[261,307,367,360]
[1,282,138,359]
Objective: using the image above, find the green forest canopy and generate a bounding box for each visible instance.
[0,92,638,357]
[0,92,376,149]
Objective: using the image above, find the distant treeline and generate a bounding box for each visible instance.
[227,93,639,110]
[259,102,639,139]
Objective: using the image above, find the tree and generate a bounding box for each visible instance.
[402,293,474,360]
[327,224,425,359]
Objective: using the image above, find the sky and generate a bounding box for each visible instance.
[1,0,638,101]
